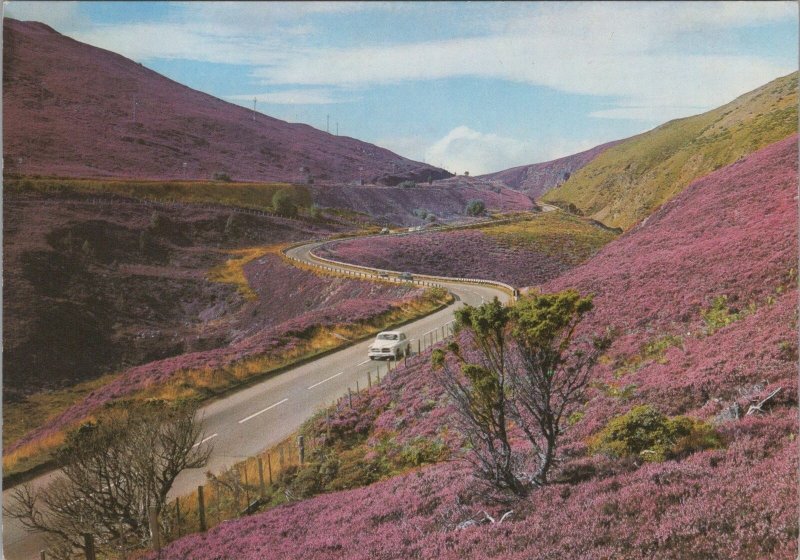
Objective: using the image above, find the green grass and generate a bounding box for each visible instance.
[543,72,798,230]
[483,212,620,265]
[4,176,312,212]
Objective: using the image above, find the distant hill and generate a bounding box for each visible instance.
[542,72,798,229]
[2,19,451,184]
[479,140,622,199]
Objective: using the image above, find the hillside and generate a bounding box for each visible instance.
[479,140,621,199]
[150,137,798,559]
[318,212,618,286]
[309,182,535,226]
[2,19,450,184]
[542,72,798,229]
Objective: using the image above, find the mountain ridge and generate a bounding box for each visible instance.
[2,18,451,185]
[542,71,798,229]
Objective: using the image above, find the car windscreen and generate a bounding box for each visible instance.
[377,334,398,340]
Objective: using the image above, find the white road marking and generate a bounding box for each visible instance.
[308,371,345,390]
[356,359,370,366]
[192,433,218,448]
[238,398,289,424]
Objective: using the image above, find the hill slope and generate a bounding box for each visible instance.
[150,137,797,559]
[2,19,450,184]
[479,139,622,199]
[542,72,797,229]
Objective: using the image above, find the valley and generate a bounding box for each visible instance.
[2,9,798,560]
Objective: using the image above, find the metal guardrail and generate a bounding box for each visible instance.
[281,238,520,301]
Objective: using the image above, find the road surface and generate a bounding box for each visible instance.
[3,237,511,560]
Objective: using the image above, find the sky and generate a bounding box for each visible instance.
[4,1,798,174]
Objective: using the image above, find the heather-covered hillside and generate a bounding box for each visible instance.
[152,126,799,560]
[318,212,618,286]
[2,19,449,184]
[543,72,798,229]
[309,182,535,226]
[479,139,622,199]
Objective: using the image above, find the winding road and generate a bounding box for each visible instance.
[3,233,515,560]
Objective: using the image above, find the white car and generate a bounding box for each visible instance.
[368,331,410,360]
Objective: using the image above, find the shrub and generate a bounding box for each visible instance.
[590,404,723,462]
[398,180,417,189]
[465,199,485,216]
[272,189,298,217]
[701,295,742,334]
[412,208,429,219]
[212,171,231,182]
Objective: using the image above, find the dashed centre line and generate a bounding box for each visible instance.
[238,398,289,424]
[193,433,218,448]
[308,371,344,390]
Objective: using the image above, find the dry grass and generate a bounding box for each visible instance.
[144,288,450,403]
[5,176,311,211]
[3,286,450,479]
[208,246,274,300]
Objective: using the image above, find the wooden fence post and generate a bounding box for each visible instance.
[367,370,372,389]
[348,387,353,408]
[198,485,207,532]
[243,463,250,506]
[83,533,96,560]
[418,339,421,354]
[258,457,266,498]
[149,505,161,552]
[40,551,46,560]
[267,453,273,485]
[175,497,182,537]
[298,435,305,465]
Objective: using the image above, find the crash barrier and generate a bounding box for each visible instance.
[281,240,520,301]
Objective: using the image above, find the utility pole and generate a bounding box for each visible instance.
[253,97,257,122]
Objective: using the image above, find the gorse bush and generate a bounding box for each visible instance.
[272,189,298,217]
[465,199,485,216]
[590,404,723,462]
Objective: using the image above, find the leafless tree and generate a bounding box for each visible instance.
[5,401,211,559]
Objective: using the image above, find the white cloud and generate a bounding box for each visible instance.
[9,1,796,124]
[418,126,618,175]
[423,126,534,175]
[228,89,351,105]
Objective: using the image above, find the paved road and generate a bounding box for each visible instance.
[3,239,511,560]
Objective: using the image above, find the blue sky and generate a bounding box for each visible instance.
[5,1,798,174]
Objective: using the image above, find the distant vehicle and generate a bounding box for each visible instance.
[399,272,413,281]
[380,227,390,234]
[368,331,410,360]
[378,271,389,278]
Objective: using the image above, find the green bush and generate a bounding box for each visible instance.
[590,404,723,462]
[466,199,486,216]
[272,189,298,217]
[398,180,417,188]
[701,295,742,334]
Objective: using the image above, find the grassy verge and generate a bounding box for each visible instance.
[164,376,449,543]
[4,176,311,211]
[483,212,619,264]
[3,284,452,481]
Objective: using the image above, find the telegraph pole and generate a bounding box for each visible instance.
[253,97,257,122]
